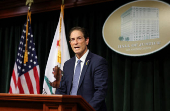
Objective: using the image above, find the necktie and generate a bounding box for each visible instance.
[71,60,81,95]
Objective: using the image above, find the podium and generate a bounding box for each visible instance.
[0,93,95,111]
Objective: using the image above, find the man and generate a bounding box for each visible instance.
[56,27,108,111]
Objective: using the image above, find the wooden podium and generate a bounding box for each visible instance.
[0,93,95,111]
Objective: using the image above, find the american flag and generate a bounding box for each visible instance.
[9,15,40,94]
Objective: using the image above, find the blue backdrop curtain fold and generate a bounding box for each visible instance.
[0,1,170,111]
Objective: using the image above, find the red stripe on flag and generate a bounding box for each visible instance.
[24,72,34,94]
[9,86,12,93]
[33,66,40,94]
[9,70,17,93]
[18,78,24,94]
[12,70,17,88]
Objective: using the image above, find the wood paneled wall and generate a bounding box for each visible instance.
[0,0,114,19]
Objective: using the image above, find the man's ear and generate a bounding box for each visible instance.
[86,37,89,45]
[69,41,71,45]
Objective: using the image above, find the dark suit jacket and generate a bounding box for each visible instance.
[56,51,108,111]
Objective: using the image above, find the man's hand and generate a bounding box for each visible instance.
[49,65,63,88]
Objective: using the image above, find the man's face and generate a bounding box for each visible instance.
[69,30,89,59]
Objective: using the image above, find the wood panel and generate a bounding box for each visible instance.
[0,93,95,111]
[0,0,114,19]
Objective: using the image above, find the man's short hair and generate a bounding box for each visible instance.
[69,26,89,39]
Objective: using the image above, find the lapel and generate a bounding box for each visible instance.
[67,56,76,93]
[78,51,92,89]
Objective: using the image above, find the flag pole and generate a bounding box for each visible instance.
[24,0,33,64]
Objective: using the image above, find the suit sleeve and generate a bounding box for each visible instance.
[89,58,108,111]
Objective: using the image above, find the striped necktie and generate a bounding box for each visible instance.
[70,60,81,95]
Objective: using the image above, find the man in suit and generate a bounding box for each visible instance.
[56,27,108,111]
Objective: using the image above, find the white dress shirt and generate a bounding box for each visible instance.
[74,49,89,84]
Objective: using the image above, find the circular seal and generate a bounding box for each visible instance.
[102,0,170,56]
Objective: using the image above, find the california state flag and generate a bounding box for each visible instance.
[42,5,70,94]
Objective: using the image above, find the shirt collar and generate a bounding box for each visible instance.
[75,49,89,63]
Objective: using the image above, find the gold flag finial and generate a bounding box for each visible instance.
[26,0,34,7]
[62,0,64,5]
